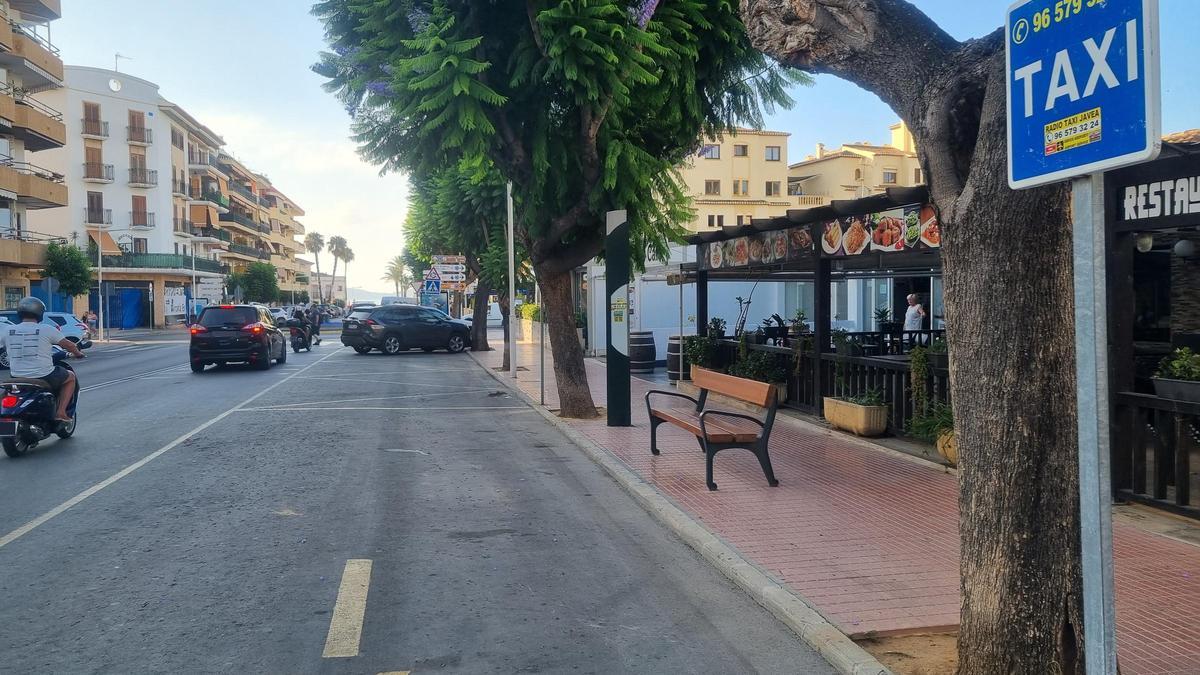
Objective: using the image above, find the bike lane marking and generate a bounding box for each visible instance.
[0,347,345,551]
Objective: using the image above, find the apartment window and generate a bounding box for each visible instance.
[854,168,863,181]
[914,167,923,183]
[86,191,104,223]
[765,146,781,162]
[707,214,726,228]
[174,242,179,255]
[132,195,147,217]
[732,179,749,196]
[704,180,720,195]
[882,168,898,184]
[734,144,748,157]
[129,146,147,170]
[171,126,184,150]
[133,238,148,254]
[736,215,756,226]
[699,144,720,159]
[765,181,781,197]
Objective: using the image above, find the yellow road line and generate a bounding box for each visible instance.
[322,559,373,658]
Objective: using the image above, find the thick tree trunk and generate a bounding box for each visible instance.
[740,2,1086,672]
[536,264,597,418]
[471,277,492,351]
[328,258,339,307]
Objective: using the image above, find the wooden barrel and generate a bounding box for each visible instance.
[667,335,688,381]
[629,331,656,373]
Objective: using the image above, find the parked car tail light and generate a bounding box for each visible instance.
[364,319,378,326]
[75,322,88,330]
[190,324,207,335]
[1,395,19,408]
[242,323,265,335]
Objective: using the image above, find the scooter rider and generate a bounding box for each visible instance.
[0,297,84,423]
[305,304,322,344]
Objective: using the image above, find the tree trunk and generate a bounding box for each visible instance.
[499,295,511,371]
[740,2,1086,672]
[328,257,339,306]
[313,254,323,304]
[471,277,491,351]
[536,264,597,418]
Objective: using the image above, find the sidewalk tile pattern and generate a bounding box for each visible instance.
[476,340,1200,674]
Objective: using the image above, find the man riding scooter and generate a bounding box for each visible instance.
[0,297,85,423]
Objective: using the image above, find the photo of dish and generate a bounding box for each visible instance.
[904,210,921,246]
[749,237,764,263]
[790,227,813,252]
[872,216,905,251]
[773,231,788,260]
[919,205,940,248]
[822,221,843,255]
[843,218,870,255]
[732,238,749,266]
[708,242,723,269]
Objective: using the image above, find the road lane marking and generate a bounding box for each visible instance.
[80,363,191,392]
[322,559,373,659]
[236,405,532,412]
[251,389,497,409]
[293,375,494,388]
[0,348,345,551]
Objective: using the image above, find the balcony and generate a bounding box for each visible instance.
[7,0,61,21]
[173,217,194,236]
[81,118,109,139]
[187,151,219,167]
[219,210,264,233]
[4,160,66,208]
[296,274,310,284]
[172,180,188,197]
[83,208,113,226]
[97,253,224,274]
[127,126,152,146]
[0,85,64,150]
[228,181,259,205]
[794,194,832,207]
[0,23,64,89]
[188,186,229,210]
[193,226,231,244]
[0,236,49,268]
[82,162,114,183]
[128,168,158,188]
[227,242,269,260]
[129,211,156,229]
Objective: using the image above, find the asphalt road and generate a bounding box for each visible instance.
[0,336,832,674]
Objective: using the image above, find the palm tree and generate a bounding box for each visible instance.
[326,235,348,306]
[340,247,355,306]
[382,255,407,298]
[304,232,325,303]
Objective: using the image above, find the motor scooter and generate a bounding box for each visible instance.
[286,318,315,352]
[0,347,78,457]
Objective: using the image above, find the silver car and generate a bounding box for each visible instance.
[0,311,93,368]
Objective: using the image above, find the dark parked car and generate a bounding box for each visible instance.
[189,304,287,372]
[341,304,471,355]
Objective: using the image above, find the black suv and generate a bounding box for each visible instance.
[341,304,471,355]
[190,304,287,372]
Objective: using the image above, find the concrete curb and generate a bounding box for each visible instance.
[469,352,891,675]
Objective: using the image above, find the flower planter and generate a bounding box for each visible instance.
[823,397,888,437]
[927,352,948,370]
[1152,377,1200,403]
[936,430,958,466]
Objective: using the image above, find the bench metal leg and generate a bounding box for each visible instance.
[649,418,662,456]
[753,442,780,487]
[704,443,718,491]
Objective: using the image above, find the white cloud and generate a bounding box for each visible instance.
[190,109,410,294]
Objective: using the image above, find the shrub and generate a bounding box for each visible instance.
[1157,347,1200,381]
[517,303,541,321]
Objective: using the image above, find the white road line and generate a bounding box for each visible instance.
[80,363,189,392]
[322,559,373,659]
[236,405,532,412]
[0,348,343,551]
[293,376,491,388]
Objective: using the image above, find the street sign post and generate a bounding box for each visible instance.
[1005,2,1160,673]
[1006,0,1160,189]
[423,267,441,294]
[605,210,630,427]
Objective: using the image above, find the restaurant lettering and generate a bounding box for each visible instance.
[1122,176,1200,220]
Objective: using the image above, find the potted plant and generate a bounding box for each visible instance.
[823,389,889,437]
[1153,347,1200,403]
[832,328,862,356]
[790,308,808,336]
[875,307,901,334]
[926,337,949,370]
[707,317,727,340]
[728,338,789,402]
[682,333,719,380]
[910,402,956,465]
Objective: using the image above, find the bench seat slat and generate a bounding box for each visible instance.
[649,405,761,443]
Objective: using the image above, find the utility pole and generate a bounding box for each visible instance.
[506,181,517,378]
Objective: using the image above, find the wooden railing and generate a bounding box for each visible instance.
[1113,392,1199,517]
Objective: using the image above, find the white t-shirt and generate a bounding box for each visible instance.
[0,321,65,378]
[904,304,924,331]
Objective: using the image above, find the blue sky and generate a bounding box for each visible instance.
[51,1,1200,292]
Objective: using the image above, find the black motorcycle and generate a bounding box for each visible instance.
[0,348,78,457]
[286,318,316,353]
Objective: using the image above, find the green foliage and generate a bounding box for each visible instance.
[517,303,542,320]
[842,389,885,407]
[928,337,948,355]
[313,0,807,272]
[42,243,92,297]
[874,307,891,323]
[382,255,410,296]
[230,263,279,304]
[682,333,718,370]
[295,291,311,304]
[728,346,788,383]
[910,402,954,442]
[707,317,726,337]
[1157,348,1200,382]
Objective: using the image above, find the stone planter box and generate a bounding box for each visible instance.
[823,397,888,437]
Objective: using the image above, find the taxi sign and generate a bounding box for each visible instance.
[1006,0,1160,189]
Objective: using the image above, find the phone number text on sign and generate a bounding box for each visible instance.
[1045,107,1102,155]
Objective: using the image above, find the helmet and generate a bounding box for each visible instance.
[16,296,45,321]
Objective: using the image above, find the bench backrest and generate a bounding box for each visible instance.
[692,368,775,408]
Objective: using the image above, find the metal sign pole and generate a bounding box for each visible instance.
[506,181,517,378]
[97,242,105,341]
[1072,173,1117,674]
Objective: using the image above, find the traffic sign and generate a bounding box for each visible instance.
[423,267,441,281]
[431,255,466,264]
[423,278,441,293]
[438,273,466,282]
[433,263,466,274]
[1006,0,1160,189]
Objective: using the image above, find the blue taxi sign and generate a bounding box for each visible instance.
[1006,0,1160,189]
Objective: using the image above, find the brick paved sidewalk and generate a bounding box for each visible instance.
[475,339,1200,675]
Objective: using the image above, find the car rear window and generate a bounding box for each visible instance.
[348,310,374,320]
[48,316,66,326]
[199,307,258,327]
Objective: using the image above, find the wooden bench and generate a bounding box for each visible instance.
[645,368,780,491]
